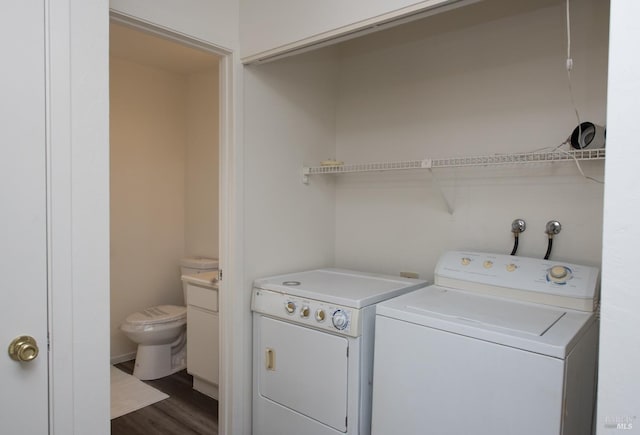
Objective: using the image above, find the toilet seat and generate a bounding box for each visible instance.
[125,305,186,325]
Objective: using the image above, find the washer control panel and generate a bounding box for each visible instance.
[251,288,361,337]
[435,251,599,312]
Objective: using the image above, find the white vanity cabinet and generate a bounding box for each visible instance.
[183,272,219,399]
[240,0,476,62]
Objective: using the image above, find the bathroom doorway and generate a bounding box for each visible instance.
[108,17,226,427]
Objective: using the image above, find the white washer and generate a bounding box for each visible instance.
[252,268,427,435]
[371,251,600,435]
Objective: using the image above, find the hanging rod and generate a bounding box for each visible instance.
[302,148,605,183]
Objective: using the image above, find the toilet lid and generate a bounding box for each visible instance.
[125,305,186,325]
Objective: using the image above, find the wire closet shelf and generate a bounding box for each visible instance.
[302,148,605,183]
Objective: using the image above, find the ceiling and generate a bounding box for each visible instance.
[110,22,220,74]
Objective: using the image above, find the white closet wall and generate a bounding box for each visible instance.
[240,0,473,61]
[243,50,339,281]
[332,0,608,279]
[243,0,608,286]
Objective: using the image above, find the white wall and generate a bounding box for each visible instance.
[240,0,476,61]
[598,1,640,432]
[243,0,608,283]
[110,0,238,50]
[185,70,220,258]
[110,57,188,358]
[244,50,339,278]
[333,0,608,280]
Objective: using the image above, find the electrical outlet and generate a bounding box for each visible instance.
[400,271,419,279]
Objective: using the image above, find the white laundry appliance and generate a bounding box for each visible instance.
[371,251,600,435]
[251,268,427,435]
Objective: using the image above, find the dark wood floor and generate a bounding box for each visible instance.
[111,360,218,435]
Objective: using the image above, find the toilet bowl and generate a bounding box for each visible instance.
[121,305,188,380]
[121,256,218,380]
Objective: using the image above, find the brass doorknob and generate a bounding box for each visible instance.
[8,335,39,362]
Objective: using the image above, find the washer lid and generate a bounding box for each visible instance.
[125,305,186,325]
[253,268,427,308]
[407,287,564,336]
[376,286,595,358]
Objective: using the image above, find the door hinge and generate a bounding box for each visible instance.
[218,269,223,281]
[345,416,348,428]
[346,346,349,358]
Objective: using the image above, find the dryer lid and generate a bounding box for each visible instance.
[253,268,427,308]
[125,305,186,325]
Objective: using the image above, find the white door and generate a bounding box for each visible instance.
[0,1,50,433]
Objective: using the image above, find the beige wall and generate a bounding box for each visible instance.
[186,70,219,259]
[110,57,188,358]
[110,56,219,359]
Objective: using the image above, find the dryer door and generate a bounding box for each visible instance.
[257,316,349,432]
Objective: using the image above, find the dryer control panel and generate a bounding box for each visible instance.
[251,288,362,337]
[435,251,600,312]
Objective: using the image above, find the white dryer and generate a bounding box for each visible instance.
[252,268,427,435]
[371,251,599,435]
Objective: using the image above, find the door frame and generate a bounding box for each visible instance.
[107,11,240,434]
[47,1,111,433]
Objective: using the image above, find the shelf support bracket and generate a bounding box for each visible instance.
[428,167,454,215]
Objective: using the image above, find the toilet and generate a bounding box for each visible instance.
[121,257,218,380]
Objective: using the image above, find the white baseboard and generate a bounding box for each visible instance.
[193,376,219,400]
[110,352,136,365]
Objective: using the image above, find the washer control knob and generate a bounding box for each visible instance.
[285,301,296,314]
[315,309,326,322]
[332,310,349,330]
[300,306,310,318]
[547,265,572,284]
[461,257,471,266]
[550,265,568,279]
[483,260,493,269]
[506,263,517,272]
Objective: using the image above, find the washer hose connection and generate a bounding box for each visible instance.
[510,219,526,256]
[544,220,562,260]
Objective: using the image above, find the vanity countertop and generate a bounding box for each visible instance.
[182,271,218,288]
